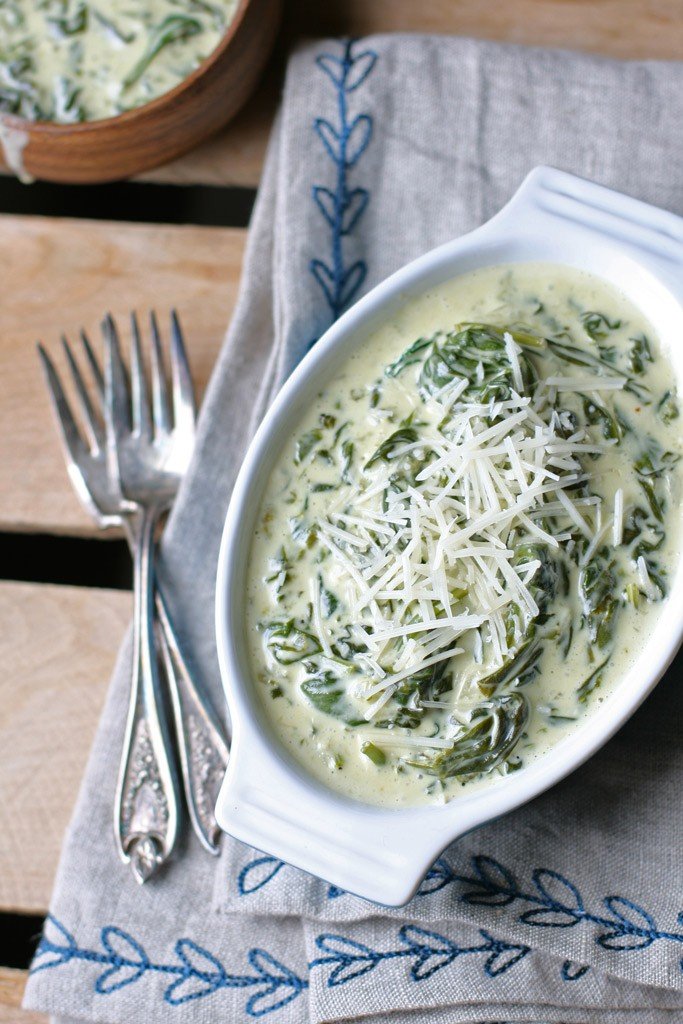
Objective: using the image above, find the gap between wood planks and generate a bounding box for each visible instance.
[0,178,256,228]
[0,914,44,1022]
[0,916,43,971]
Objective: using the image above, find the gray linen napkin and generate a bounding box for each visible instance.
[24,34,683,1024]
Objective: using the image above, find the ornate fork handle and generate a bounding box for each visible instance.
[156,594,229,854]
[115,507,180,883]
[117,515,228,860]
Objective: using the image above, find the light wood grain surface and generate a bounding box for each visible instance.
[0,582,127,913]
[0,969,45,1024]
[0,216,245,536]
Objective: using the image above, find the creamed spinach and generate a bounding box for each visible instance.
[0,0,237,123]
[247,264,682,807]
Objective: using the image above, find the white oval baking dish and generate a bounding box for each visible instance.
[215,166,683,906]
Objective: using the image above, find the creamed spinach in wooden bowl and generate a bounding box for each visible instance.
[0,0,281,182]
[0,0,239,123]
[247,263,682,808]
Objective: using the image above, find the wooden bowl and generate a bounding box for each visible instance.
[0,0,281,184]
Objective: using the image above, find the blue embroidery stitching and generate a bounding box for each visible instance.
[310,39,377,325]
[237,851,683,969]
[561,960,591,981]
[309,925,530,985]
[417,855,683,961]
[238,854,341,901]
[32,916,308,1017]
[32,916,531,1016]
[238,855,285,894]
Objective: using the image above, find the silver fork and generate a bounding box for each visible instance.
[38,315,229,882]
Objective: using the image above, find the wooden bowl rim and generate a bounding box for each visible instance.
[0,0,255,138]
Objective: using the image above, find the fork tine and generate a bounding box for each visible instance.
[37,343,89,467]
[80,328,104,399]
[103,313,131,442]
[149,311,172,435]
[169,310,195,436]
[130,312,152,438]
[61,334,105,452]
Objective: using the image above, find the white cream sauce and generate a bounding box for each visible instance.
[247,263,682,808]
[0,121,31,181]
[0,0,238,123]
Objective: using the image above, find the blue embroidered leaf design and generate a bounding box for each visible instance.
[310,39,376,325]
[327,884,346,900]
[562,960,591,981]
[247,949,307,1017]
[344,114,373,167]
[338,261,367,309]
[312,186,337,228]
[461,855,519,906]
[165,939,235,1004]
[521,869,585,928]
[312,184,371,237]
[400,925,459,981]
[315,53,345,87]
[313,933,379,986]
[31,915,78,973]
[480,931,530,977]
[345,51,378,92]
[521,908,580,928]
[599,897,658,950]
[310,259,337,309]
[314,118,341,163]
[418,857,455,896]
[340,188,369,235]
[238,855,285,895]
[96,926,149,993]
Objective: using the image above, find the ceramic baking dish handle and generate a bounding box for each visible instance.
[214,732,445,906]
[488,165,683,278]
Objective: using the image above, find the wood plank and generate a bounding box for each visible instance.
[0,216,245,536]
[0,582,128,914]
[146,0,683,188]
[0,969,46,1024]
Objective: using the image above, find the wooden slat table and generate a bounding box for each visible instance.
[1,4,680,1019]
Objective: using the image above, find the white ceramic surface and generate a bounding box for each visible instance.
[215,166,683,906]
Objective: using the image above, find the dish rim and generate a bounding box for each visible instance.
[214,165,683,905]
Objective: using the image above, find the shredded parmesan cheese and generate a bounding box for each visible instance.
[317,359,607,694]
[613,489,624,547]
[636,556,660,601]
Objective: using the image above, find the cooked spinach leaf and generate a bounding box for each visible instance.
[628,334,653,375]
[365,426,418,468]
[657,390,679,425]
[301,670,344,714]
[361,741,386,765]
[385,336,432,378]
[405,693,528,780]
[263,620,321,664]
[123,14,202,89]
[581,311,621,341]
[578,557,619,649]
